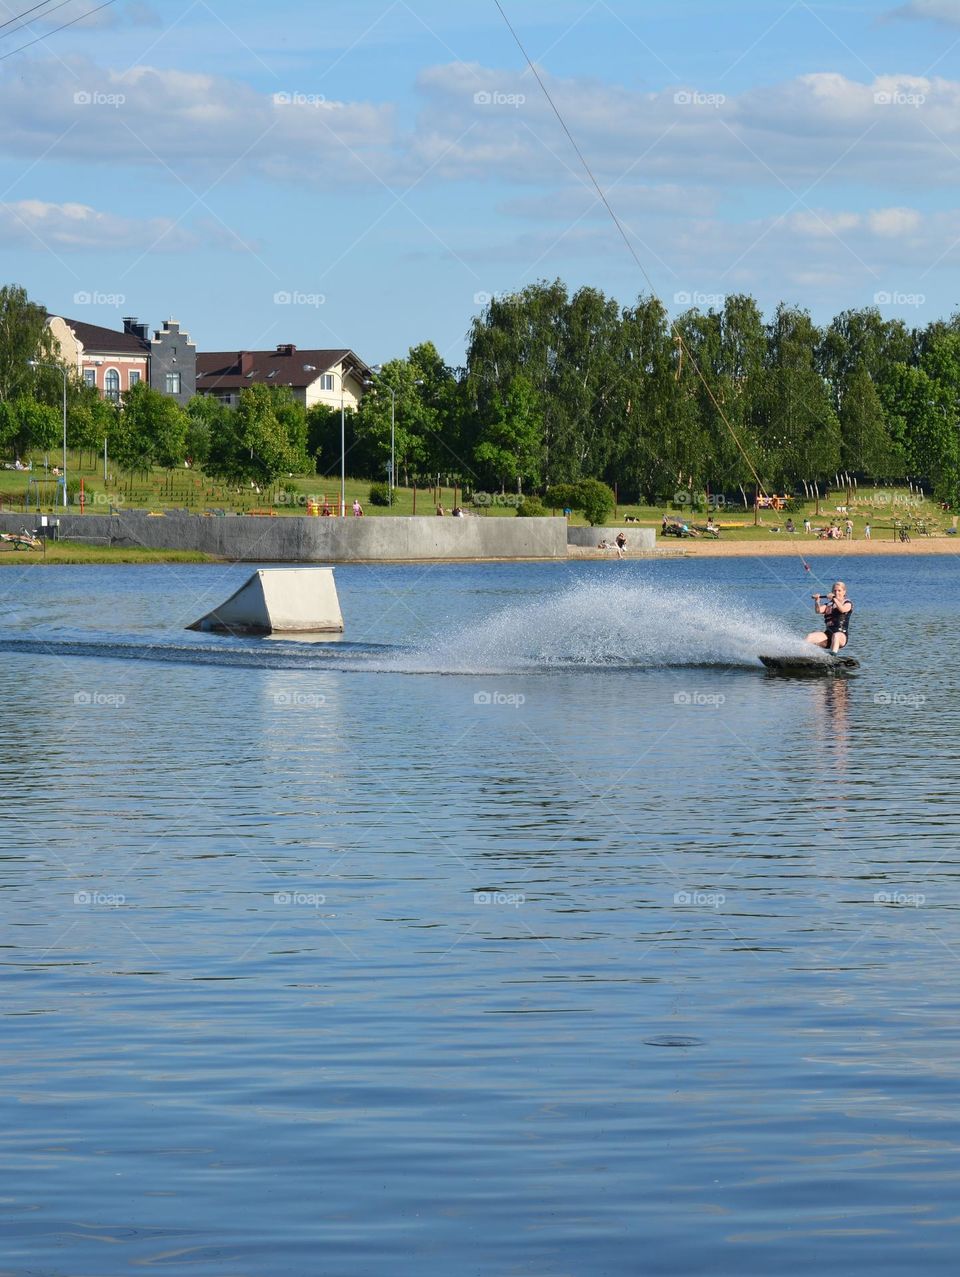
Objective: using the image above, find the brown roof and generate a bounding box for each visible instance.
[196,346,370,392]
[51,316,150,355]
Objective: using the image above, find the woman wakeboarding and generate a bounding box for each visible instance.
[805,582,853,654]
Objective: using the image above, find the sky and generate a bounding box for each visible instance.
[3,0,960,367]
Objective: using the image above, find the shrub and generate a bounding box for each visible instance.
[545,483,579,511]
[517,498,547,517]
[576,478,615,526]
[368,481,391,506]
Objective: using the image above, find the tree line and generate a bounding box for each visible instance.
[4,281,960,504]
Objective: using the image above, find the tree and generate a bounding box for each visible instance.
[576,477,615,526]
[208,384,298,485]
[839,365,896,476]
[0,284,58,404]
[113,381,187,471]
[760,305,840,493]
[473,374,542,491]
[0,396,61,457]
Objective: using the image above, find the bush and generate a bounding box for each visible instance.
[576,478,615,526]
[517,498,547,517]
[545,483,579,511]
[368,481,391,507]
[65,478,82,506]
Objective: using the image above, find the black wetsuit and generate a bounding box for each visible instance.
[824,600,852,639]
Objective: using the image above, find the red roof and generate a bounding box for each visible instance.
[196,346,369,392]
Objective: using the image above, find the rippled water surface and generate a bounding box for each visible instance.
[1,555,959,1275]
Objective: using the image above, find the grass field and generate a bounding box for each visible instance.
[0,453,950,543]
[0,542,211,565]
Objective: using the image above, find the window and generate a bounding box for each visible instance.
[320,373,334,390]
[104,369,120,402]
[83,368,96,388]
[128,370,141,387]
[165,372,181,395]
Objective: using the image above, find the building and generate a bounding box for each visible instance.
[47,314,150,401]
[195,345,372,411]
[46,317,370,414]
[149,319,196,407]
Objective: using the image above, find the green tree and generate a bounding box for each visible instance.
[839,364,897,476]
[0,284,58,404]
[113,381,188,471]
[209,384,297,485]
[473,374,542,491]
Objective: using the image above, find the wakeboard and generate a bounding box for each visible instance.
[759,653,859,676]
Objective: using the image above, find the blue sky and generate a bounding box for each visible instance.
[3,0,960,366]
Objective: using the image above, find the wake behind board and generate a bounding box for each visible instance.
[760,653,859,676]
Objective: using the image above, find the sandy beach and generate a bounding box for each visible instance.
[570,535,960,559]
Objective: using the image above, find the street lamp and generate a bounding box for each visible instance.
[330,367,346,517]
[27,359,67,509]
[369,366,424,497]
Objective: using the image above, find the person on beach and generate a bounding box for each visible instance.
[864,522,871,540]
[803,517,811,534]
[353,499,364,517]
[845,518,853,539]
[785,518,795,534]
[806,581,853,654]
[615,531,627,558]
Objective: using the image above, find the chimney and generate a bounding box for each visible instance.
[276,343,296,356]
[239,351,254,375]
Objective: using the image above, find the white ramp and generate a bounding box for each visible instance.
[188,568,343,634]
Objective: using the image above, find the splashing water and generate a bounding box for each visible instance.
[0,581,816,676]
[394,580,813,675]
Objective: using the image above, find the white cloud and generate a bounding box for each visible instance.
[409,62,960,192]
[886,1,960,25]
[0,199,248,252]
[0,57,395,184]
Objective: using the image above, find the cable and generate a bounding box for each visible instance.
[492,0,767,497]
[0,0,118,60]
[0,1,58,36]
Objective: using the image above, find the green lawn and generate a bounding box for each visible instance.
[0,454,949,539]
[0,542,211,565]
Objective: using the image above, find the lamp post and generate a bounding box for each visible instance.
[370,366,424,499]
[28,359,67,509]
[335,371,346,516]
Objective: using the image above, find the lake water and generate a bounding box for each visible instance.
[1,554,958,1275]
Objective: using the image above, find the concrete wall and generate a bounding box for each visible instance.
[567,525,655,551]
[0,512,568,562]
